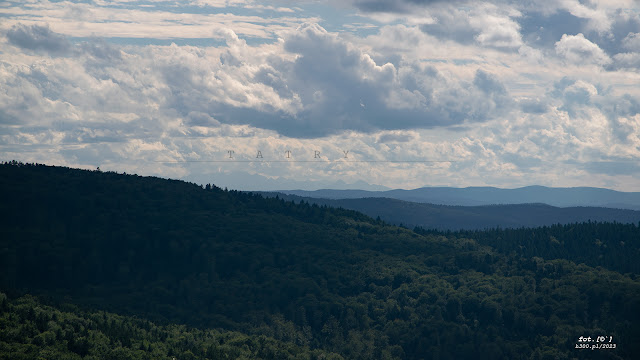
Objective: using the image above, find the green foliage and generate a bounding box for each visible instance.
[0,161,638,359]
[0,293,340,359]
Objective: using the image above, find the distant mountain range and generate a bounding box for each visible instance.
[257,193,640,230]
[273,185,640,211]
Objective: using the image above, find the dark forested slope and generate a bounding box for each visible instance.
[1,162,639,360]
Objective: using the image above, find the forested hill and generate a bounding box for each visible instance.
[1,161,640,360]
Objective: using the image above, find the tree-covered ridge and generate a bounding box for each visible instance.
[415,222,640,275]
[1,161,639,359]
[0,292,343,360]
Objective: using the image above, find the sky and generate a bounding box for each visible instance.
[1,0,639,191]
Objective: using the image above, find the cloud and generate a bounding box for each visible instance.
[470,9,523,48]
[554,33,611,65]
[352,0,468,14]
[279,24,516,136]
[6,23,71,56]
[2,21,516,139]
[414,4,524,49]
[2,2,640,192]
[581,160,640,176]
[562,79,598,105]
[4,21,123,63]
[349,0,640,61]
[80,38,123,61]
[184,111,221,127]
[622,32,640,51]
[611,32,640,69]
[519,9,589,49]
[474,69,506,94]
[519,98,549,114]
[376,131,417,143]
[0,1,315,41]
[612,52,640,70]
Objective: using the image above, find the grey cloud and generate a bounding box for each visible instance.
[596,93,640,142]
[6,23,124,63]
[622,33,640,52]
[0,72,54,126]
[560,81,640,120]
[219,49,243,66]
[353,1,516,48]
[160,23,515,138]
[563,83,594,105]
[352,0,410,13]
[274,24,514,137]
[622,32,640,51]
[581,161,640,176]
[552,77,576,94]
[0,110,21,125]
[519,98,549,114]
[80,38,122,61]
[593,12,640,55]
[502,152,543,170]
[376,132,416,143]
[472,69,513,114]
[474,70,506,95]
[612,52,640,70]
[421,5,524,50]
[6,24,71,56]
[59,143,122,165]
[353,0,465,13]
[549,77,639,143]
[353,0,430,13]
[522,9,639,61]
[1,21,516,140]
[352,0,640,60]
[253,66,294,99]
[602,94,640,118]
[417,6,520,49]
[419,20,477,46]
[60,127,128,145]
[184,111,221,127]
[552,78,596,115]
[610,32,640,70]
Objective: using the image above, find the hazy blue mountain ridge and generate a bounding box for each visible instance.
[274,185,640,210]
[257,193,640,230]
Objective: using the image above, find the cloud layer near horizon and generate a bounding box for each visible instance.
[1,0,639,191]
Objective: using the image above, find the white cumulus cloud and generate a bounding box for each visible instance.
[555,33,611,65]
